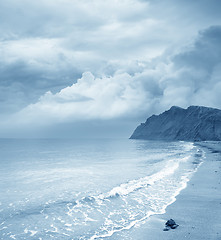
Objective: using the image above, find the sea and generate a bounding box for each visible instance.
[0,138,205,240]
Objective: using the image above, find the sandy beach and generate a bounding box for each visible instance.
[114,141,221,240]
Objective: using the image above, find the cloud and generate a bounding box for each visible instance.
[0,0,221,137]
[1,0,220,118]
[7,25,220,129]
[0,0,150,39]
[15,71,155,124]
[0,0,158,116]
[167,25,221,107]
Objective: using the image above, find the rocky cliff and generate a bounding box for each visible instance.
[130,106,221,141]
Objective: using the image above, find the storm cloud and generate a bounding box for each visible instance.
[0,0,221,137]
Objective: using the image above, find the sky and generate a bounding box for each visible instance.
[0,0,221,138]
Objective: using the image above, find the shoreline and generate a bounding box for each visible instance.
[113,141,221,240]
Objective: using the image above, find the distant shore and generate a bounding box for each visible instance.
[114,141,221,240]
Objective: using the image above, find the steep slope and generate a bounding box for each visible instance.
[130,106,221,141]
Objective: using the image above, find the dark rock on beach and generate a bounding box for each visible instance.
[130,106,221,141]
[163,219,179,231]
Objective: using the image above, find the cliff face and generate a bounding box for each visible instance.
[130,106,221,141]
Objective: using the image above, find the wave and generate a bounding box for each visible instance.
[66,148,204,239]
[103,159,180,199]
[89,151,205,239]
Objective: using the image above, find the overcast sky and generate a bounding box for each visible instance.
[0,0,221,138]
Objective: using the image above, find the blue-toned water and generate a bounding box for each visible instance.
[0,139,204,240]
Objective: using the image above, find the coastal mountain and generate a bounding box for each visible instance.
[130,106,221,141]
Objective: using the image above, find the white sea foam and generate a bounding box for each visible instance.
[30,230,38,236]
[101,157,184,199]
[24,228,38,237]
[64,223,72,227]
[50,224,58,233]
[88,146,205,240]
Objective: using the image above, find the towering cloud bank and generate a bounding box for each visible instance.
[13,26,221,125]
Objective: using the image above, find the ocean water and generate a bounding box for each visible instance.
[0,138,205,240]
